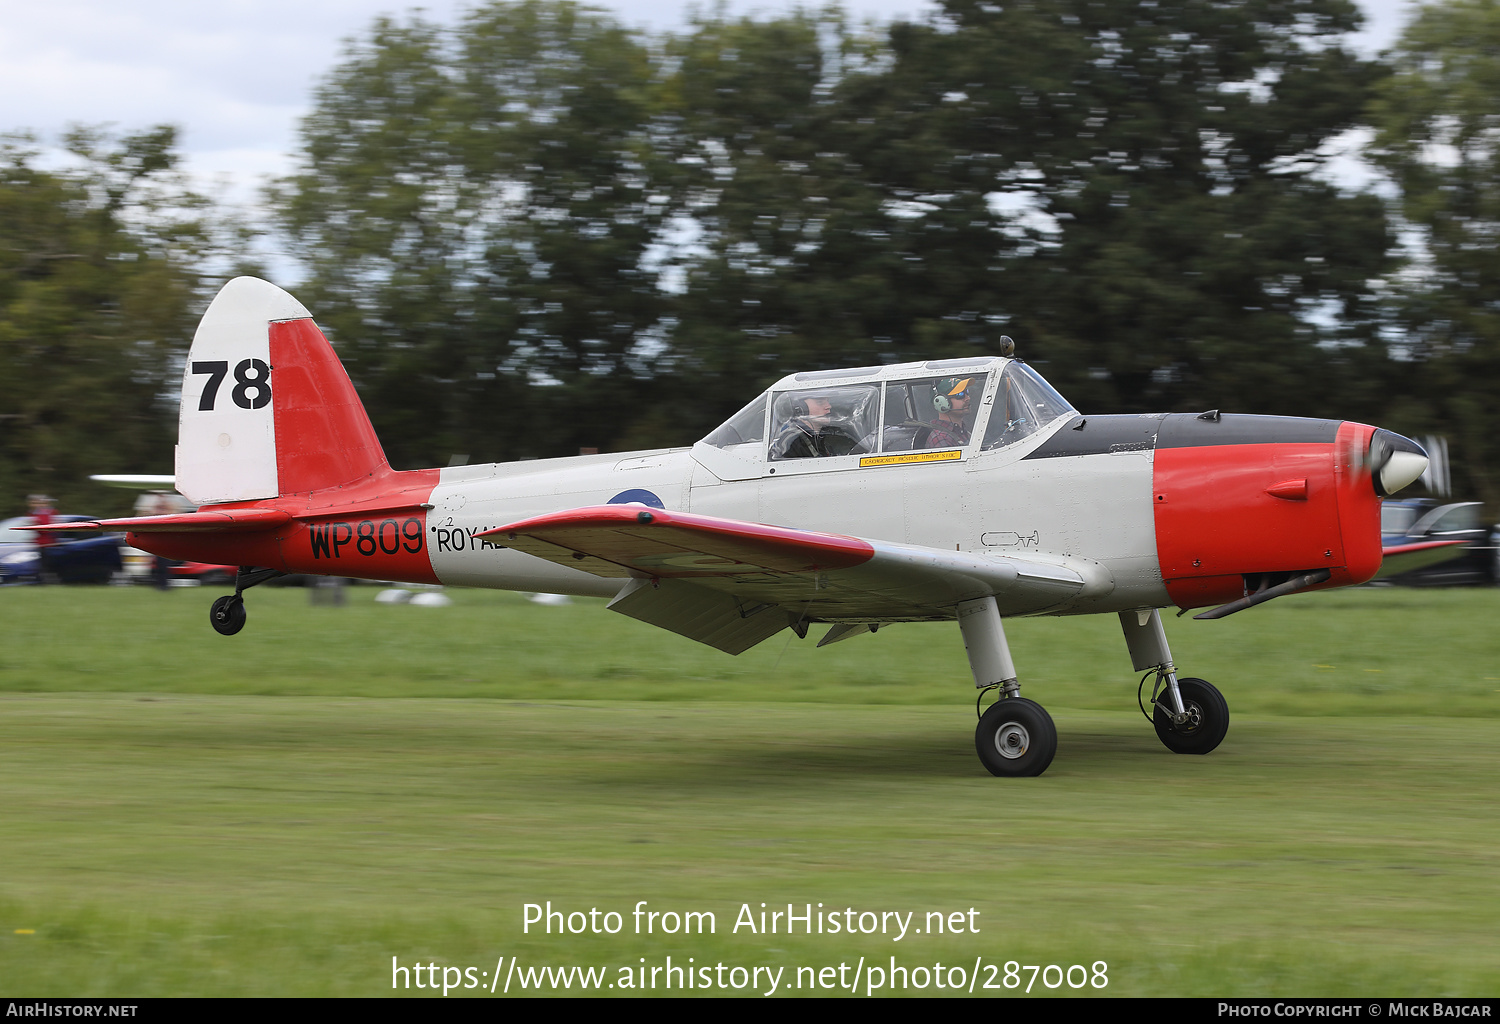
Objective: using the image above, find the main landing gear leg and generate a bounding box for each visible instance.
[960,597,1057,777]
[1119,608,1229,755]
[209,566,286,636]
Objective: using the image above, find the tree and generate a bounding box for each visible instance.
[273,0,1398,458]
[834,0,1391,415]
[649,11,905,436]
[0,128,204,518]
[273,1,670,465]
[654,0,1395,435]
[1369,0,1500,504]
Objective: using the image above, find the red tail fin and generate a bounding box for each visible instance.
[268,317,389,496]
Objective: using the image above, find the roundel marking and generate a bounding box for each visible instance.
[607,489,665,509]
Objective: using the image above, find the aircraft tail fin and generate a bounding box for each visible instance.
[176,277,389,505]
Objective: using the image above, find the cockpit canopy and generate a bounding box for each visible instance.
[702,358,1075,461]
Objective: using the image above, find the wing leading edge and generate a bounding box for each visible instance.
[479,506,1108,654]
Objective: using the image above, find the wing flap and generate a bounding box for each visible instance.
[608,577,793,655]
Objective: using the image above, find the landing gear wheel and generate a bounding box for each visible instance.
[975,697,1057,777]
[1153,677,1228,755]
[210,595,246,636]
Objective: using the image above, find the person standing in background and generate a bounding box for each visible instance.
[27,494,57,583]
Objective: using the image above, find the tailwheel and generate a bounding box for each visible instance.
[210,595,246,636]
[1152,677,1228,755]
[975,697,1057,777]
[206,567,284,636]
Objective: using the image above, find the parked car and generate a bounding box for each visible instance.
[0,515,123,584]
[108,491,237,586]
[1378,499,1497,586]
[117,543,237,586]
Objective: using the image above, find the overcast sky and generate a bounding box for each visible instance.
[0,0,1417,207]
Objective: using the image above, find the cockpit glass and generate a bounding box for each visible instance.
[768,384,881,460]
[702,393,768,450]
[880,373,990,453]
[703,362,1073,462]
[980,362,1076,451]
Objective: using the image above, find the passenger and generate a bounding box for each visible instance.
[927,377,976,448]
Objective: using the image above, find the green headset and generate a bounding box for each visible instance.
[933,377,973,413]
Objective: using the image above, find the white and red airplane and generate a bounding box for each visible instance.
[40,277,1430,776]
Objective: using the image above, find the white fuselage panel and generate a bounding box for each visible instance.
[422,418,1168,615]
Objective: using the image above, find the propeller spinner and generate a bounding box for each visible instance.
[1369,430,1429,497]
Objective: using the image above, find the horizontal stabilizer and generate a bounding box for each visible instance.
[23,508,292,534]
[89,474,178,489]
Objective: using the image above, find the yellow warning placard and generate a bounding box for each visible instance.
[859,449,962,468]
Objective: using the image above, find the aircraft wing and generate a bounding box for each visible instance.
[478,506,1105,654]
[1375,538,1471,579]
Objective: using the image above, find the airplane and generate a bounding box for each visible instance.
[33,277,1432,777]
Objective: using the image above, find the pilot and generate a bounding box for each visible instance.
[927,377,975,448]
[771,392,837,459]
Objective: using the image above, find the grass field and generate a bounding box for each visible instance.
[2,583,1497,997]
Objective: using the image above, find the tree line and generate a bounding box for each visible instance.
[4,0,1498,516]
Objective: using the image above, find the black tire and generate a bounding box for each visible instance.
[975,697,1057,777]
[1152,677,1228,755]
[210,595,246,636]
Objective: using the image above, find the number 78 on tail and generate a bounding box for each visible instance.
[43,278,1429,777]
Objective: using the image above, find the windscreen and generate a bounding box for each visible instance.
[702,393,768,450]
[981,362,1076,451]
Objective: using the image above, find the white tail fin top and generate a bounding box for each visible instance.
[176,278,311,505]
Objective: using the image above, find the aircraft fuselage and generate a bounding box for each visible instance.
[137,409,1381,620]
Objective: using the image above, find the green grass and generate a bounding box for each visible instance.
[1,584,1498,996]
[4,584,1499,715]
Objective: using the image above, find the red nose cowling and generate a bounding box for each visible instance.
[1153,416,1385,610]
